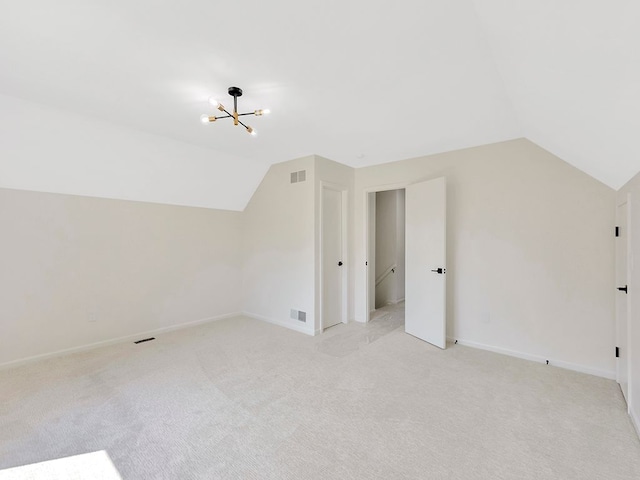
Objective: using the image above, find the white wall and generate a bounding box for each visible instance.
[0,187,243,366]
[616,174,640,434]
[354,139,616,377]
[242,156,316,334]
[0,136,618,381]
[0,93,267,211]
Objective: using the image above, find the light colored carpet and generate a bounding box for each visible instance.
[2,304,639,479]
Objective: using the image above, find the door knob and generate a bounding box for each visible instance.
[618,285,628,294]
[431,268,445,274]
[338,261,343,266]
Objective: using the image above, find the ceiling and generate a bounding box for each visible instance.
[1,0,638,208]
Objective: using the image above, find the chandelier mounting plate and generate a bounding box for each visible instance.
[228,86,243,97]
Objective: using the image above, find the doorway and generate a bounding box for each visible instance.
[365,177,447,349]
[368,189,406,316]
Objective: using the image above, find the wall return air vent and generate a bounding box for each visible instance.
[290,170,306,183]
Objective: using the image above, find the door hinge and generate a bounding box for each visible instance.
[616,346,620,358]
[615,226,620,237]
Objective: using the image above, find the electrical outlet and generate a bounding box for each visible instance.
[290,309,298,319]
[298,311,306,322]
[87,311,98,323]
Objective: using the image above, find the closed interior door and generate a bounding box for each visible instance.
[322,187,343,329]
[405,177,446,348]
[616,200,629,404]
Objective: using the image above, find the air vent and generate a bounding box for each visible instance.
[290,309,306,322]
[290,170,306,183]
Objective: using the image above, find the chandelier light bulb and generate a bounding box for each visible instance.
[208,97,219,107]
[200,114,211,124]
[246,126,256,135]
[255,109,271,116]
[262,109,271,115]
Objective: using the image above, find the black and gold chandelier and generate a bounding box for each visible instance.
[200,86,269,136]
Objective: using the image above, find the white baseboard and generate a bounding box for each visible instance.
[242,311,314,336]
[447,336,616,380]
[0,312,241,370]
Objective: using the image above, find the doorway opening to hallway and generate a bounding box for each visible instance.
[367,189,406,326]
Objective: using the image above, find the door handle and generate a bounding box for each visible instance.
[338,261,343,266]
[431,268,445,274]
[618,285,628,294]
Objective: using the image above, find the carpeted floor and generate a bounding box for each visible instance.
[2,304,640,479]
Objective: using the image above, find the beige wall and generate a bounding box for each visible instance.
[0,188,243,366]
[0,139,618,380]
[242,156,316,334]
[353,139,616,377]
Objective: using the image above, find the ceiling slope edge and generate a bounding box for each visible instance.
[0,92,268,211]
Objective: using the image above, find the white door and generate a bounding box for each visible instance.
[322,187,344,329]
[405,177,446,348]
[616,200,629,404]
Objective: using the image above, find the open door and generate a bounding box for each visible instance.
[405,177,446,348]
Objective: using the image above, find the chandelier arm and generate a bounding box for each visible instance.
[237,112,257,117]
[237,118,250,129]
[215,114,233,119]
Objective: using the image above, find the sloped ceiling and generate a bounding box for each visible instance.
[0,1,637,209]
[472,0,640,189]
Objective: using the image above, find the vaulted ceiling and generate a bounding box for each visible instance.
[1,1,638,209]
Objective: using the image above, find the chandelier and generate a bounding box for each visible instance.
[200,86,269,136]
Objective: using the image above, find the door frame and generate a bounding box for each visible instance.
[319,182,349,331]
[364,181,409,323]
